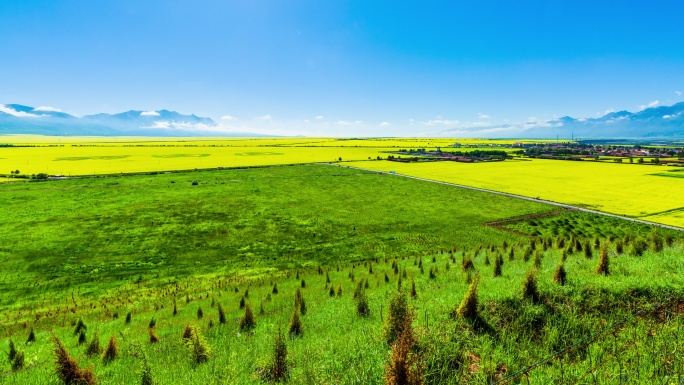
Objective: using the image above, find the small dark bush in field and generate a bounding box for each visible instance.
[240,303,256,331]
[630,238,648,256]
[429,267,437,279]
[664,232,674,247]
[8,339,17,362]
[369,264,373,274]
[385,272,390,283]
[593,236,600,250]
[149,329,160,343]
[78,330,87,346]
[455,275,479,321]
[462,255,474,271]
[301,279,306,288]
[553,264,567,285]
[484,254,490,266]
[125,312,132,324]
[410,280,417,299]
[493,254,503,277]
[148,318,156,328]
[185,326,211,364]
[397,274,403,290]
[239,296,246,310]
[289,308,303,337]
[384,312,422,385]
[74,319,87,335]
[615,240,624,254]
[244,289,250,298]
[197,306,203,319]
[140,350,155,385]
[11,350,24,371]
[182,325,194,341]
[102,335,119,363]
[337,284,343,297]
[508,248,515,261]
[54,335,96,385]
[294,288,307,315]
[218,304,226,324]
[85,330,101,357]
[583,241,593,259]
[173,301,177,316]
[263,330,289,382]
[533,251,543,268]
[272,283,278,294]
[596,247,610,276]
[522,270,541,303]
[356,286,371,317]
[329,286,335,297]
[651,230,664,252]
[384,290,409,344]
[326,272,331,284]
[26,327,36,344]
[556,236,565,249]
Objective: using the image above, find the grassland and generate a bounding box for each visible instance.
[348,159,684,228]
[1,164,682,384]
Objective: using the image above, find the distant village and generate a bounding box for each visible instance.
[388,141,684,164]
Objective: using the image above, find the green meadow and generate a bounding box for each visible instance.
[0,164,682,384]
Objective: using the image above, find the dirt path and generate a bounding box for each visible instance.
[327,163,684,232]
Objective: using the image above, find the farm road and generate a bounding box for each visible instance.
[328,163,684,232]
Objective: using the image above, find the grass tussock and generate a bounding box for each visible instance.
[455,275,479,321]
[102,335,119,363]
[54,335,97,385]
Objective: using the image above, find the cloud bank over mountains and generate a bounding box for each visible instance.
[1,102,683,138]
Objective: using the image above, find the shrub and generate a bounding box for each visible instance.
[484,254,490,266]
[197,307,204,319]
[384,312,422,385]
[615,240,624,254]
[125,312,132,324]
[493,254,503,277]
[462,255,474,271]
[337,284,343,297]
[429,267,437,279]
[239,296,246,310]
[8,339,17,362]
[74,319,87,335]
[329,286,335,297]
[272,283,278,294]
[85,330,101,357]
[356,286,371,317]
[455,275,479,321]
[383,290,409,344]
[11,350,24,372]
[240,303,256,331]
[326,272,331,284]
[54,335,96,385]
[508,248,515,261]
[289,308,303,337]
[294,288,307,315]
[149,328,160,343]
[78,330,87,346]
[218,304,226,324]
[181,325,194,341]
[553,264,567,286]
[102,335,119,363]
[410,280,417,299]
[522,270,541,303]
[173,301,178,316]
[583,241,593,259]
[264,330,289,382]
[301,279,306,288]
[26,327,36,344]
[385,272,390,283]
[140,349,155,385]
[148,318,156,328]
[596,246,610,276]
[630,238,648,256]
[185,327,211,364]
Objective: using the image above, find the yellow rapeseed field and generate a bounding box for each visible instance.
[347,159,684,228]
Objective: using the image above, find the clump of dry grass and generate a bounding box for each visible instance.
[54,335,97,385]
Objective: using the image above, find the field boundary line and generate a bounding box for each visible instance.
[325,163,684,232]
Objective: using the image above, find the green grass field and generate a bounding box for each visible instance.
[1,164,682,384]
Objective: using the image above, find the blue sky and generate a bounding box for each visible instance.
[1,0,683,136]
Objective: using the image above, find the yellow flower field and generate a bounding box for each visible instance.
[347,159,684,228]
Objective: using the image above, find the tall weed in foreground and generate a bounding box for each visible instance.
[54,335,97,385]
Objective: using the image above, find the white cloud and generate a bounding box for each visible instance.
[315,115,324,120]
[675,91,682,96]
[639,100,659,110]
[221,115,236,121]
[34,106,61,112]
[422,118,459,126]
[663,113,680,119]
[141,111,160,116]
[144,121,171,129]
[0,104,39,117]
[477,113,490,119]
[604,109,615,115]
[336,121,352,126]
[379,122,390,127]
[258,115,272,121]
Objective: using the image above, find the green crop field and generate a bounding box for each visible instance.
[1,164,682,384]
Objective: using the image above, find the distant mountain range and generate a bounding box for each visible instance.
[442,102,684,139]
[0,104,255,136]
[2,102,684,138]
